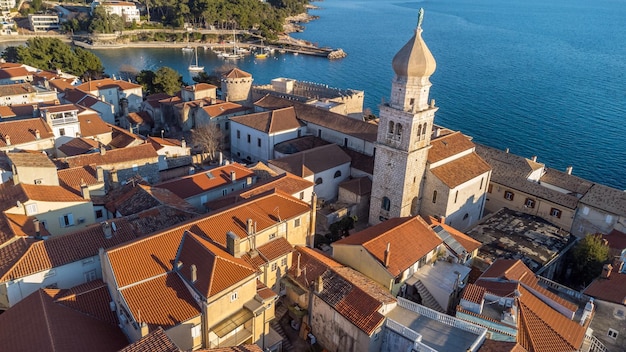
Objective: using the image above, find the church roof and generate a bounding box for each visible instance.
[391,16,436,78]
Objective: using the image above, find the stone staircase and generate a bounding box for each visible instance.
[415,280,446,313]
[270,303,295,352]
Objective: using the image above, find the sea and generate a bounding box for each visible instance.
[5,0,626,189]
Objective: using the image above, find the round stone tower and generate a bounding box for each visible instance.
[221,68,253,106]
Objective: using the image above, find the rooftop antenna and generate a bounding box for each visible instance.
[273,206,281,222]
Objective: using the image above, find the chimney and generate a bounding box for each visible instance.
[230,171,236,182]
[81,183,90,200]
[5,135,10,145]
[601,263,613,279]
[33,218,41,238]
[314,275,323,294]
[439,215,446,224]
[566,166,573,175]
[612,258,624,273]
[35,129,40,140]
[181,138,186,149]
[430,99,435,108]
[433,127,441,138]
[246,218,254,235]
[531,155,537,162]
[96,166,104,183]
[384,242,391,268]
[102,221,112,239]
[296,253,302,277]
[110,169,119,189]
[140,322,149,337]
[100,144,106,155]
[226,231,241,258]
[190,264,197,283]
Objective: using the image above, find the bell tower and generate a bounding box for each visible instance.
[369,9,438,224]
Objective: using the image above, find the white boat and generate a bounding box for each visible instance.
[220,31,243,59]
[181,46,194,52]
[188,46,204,72]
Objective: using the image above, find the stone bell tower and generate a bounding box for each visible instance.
[369,9,438,225]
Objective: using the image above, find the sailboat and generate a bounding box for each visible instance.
[221,31,243,60]
[188,46,204,72]
[181,32,194,52]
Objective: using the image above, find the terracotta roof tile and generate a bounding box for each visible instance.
[223,68,251,78]
[0,289,128,351]
[461,283,486,304]
[602,229,626,252]
[583,267,626,304]
[539,168,593,196]
[7,150,55,168]
[58,137,100,156]
[107,191,310,287]
[198,345,263,352]
[0,118,55,147]
[428,217,482,253]
[147,136,182,148]
[478,339,527,352]
[580,183,626,216]
[19,183,87,202]
[45,279,118,325]
[256,280,277,301]
[107,183,196,216]
[121,272,201,330]
[0,103,38,119]
[176,231,257,297]
[57,164,100,195]
[4,212,52,238]
[76,78,141,92]
[127,111,154,125]
[430,152,492,188]
[428,131,476,164]
[155,163,255,199]
[79,114,111,137]
[339,176,372,196]
[0,219,138,282]
[0,66,30,79]
[60,143,158,168]
[109,124,144,148]
[0,83,39,97]
[333,216,442,277]
[257,237,294,262]
[231,107,304,133]
[119,327,181,352]
[202,102,247,118]
[269,144,351,177]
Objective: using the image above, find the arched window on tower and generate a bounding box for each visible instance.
[388,121,395,135]
[417,124,422,140]
[432,190,437,203]
[422,123,428,138]
[396,124,403,140]
[334,170,342,178]
[381,197,391,211]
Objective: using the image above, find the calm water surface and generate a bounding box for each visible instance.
[7,0,626,189]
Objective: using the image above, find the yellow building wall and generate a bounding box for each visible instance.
[5,200,94,236]
[331,245,393,291]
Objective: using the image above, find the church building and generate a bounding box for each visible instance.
[369,13,491,230]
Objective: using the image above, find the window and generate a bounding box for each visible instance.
[488,184,493,193]
[230,291,238,302]
[59,128,65,136]
[344,137,348,147]
[388,121,395,134]
[315,178,323,185]
[417,124,422,138]
[317,129,322,138]
[200,195,208,205]
[236,130,241,139]
[455,190,459,203]
[95,209,104,219]
[480,177,484,190]
[607,328,618,339]
[334,170,342,178]
[606,214,614,224]
[84,270,97,282]
[396,124,403,138]
[257,138,261,147]
[422,123,427,137]
[299,192,304,200]
[59,213,74,227]
[82,257,95,265]
[222,189,228,196]
[225,121,230,130]
[381,197,391,211]
[269,233,276,240]
[26,203,38,215]
[550,208,562,218]
[432,190,437,203]
[504,191,514,201]
[247,134,251,143]
[192,324,201,338]
[281,257,287,266]
[582,206,589,215]
[463,213,469,220]
[271,263,277,271]
[34,178,43,185]
[294,218,301,227]
[525,198,536,208]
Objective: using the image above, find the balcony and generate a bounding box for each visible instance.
[50,116,78,126]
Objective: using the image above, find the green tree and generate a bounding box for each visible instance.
[570,235,610,287]
[153,67,183,95]
[89,6,124,33]
[136,69,157,94]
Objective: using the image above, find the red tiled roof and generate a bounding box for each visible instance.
[79,114,111,137]
[57,164,100,196]
[0,219,138,282]
[199,345,263,352]
[202,102,247,118]
[430,152,491,188]
[339,176,372,196]
[7,150,56,168]
[121,272,201,330]
[0,118,54,147]
[155,163,255,199]
[127,111,154,125]
[269,144,351,177]
[58,137,100,156]
[230,107,304,134]
[223,68,251,78]
[0,82,38,97]
[478,339,527,352]
[106,183,196,216]
[20,183,87,203]
[147,136,182,148]
[583,267,626,305]
[107,191,310,288]
[0,289,128,351]
[428,216,482,253]
[256,280,277,301]
[109,124,144,148]
[242,237,294,269]
[602,229,626,252]
[76,78,141,92]
[4,212,52,238]
[289,246,393,335]
[0,103,37,118]
[61,143,158,168]
[334,216,442,277]
[44,279,118,325]
[428,131,476,164]
[461,283,486,304]
[176,231,257,297]
[0,66,30,79]
[119,327,181,352]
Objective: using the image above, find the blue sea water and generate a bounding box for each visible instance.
[8,0,626,189]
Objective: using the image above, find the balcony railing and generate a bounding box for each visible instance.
[51,116,78,125]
